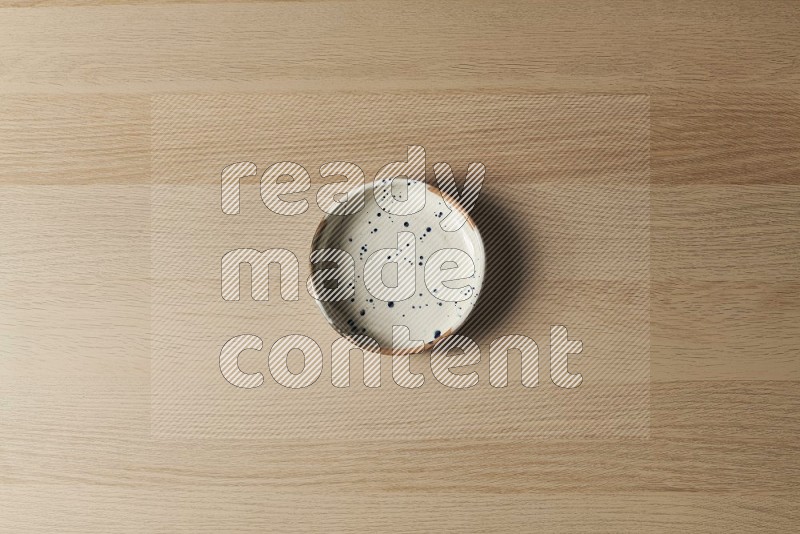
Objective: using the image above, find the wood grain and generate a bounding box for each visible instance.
[1,0,798,531]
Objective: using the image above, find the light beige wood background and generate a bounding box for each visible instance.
[0,1,798,532]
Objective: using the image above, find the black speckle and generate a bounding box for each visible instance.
[403,222,409,227]
[438,302,442,306]
[434,330,441,338]
[426,227,432,232]
[377,212,382,217]
[388,301,394,308]
[418,262,423,266]
[360,309,365,316]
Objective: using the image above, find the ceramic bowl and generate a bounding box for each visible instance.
[310,178,484,354]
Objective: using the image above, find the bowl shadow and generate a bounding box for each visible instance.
[459,190,537,343]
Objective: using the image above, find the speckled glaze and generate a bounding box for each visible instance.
[310,178,484,354]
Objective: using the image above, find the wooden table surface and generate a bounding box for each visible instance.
[1,1,798,532]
